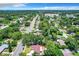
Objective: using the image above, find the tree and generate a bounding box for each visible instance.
[0,28,9,38]
[0,26,19,39]
[5,15,13,21]
[25,22,30,26]
[8,41,12,52]
[51,33,57,41]
[39,19,49,31]
[65,36,78,52]
[44,40,63,56]
[53,15,57,19]
[32,52,39,56]
[11,40,17,46]
[11,32,22,40]
[50,26,58,34]
[22,33,46,46]
[0,33,3,39]
[75,32,79,40]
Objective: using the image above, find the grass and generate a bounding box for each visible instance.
[25,46,31,55]
[12,46,16,51]
[0,54,9,56]
[0,53,9,56]
[3,46,16,52]
[3,49,9,52]
[20,45,31,56]
[73,52,79,56]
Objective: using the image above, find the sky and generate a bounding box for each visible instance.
[0,3,79,10]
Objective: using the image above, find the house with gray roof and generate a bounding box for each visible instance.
[0,44,8,53]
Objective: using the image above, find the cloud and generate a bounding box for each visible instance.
[0,4,79,10]
[0,3,26,7]
[31,6,79,10]
[0,4,13,7]
[12,4,26,7]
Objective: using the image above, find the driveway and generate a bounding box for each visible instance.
[11,40,24,56]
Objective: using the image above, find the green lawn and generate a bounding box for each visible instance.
[3,49,9,52]
[20,45,31,56]
[0,53,9,56]
[73,52,79,56]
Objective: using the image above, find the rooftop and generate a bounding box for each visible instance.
[0,44,8,53]
[57,39,66,46]
[31,45,45,53]
[61,49,73,56]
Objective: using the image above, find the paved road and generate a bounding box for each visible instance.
[11,15,39,56]
[11,40,24,56]
[11,15,38,56]
[11,18,25,56]
[29,15,39,32]
[26,15,39,33]
[0,25,9,30]
[35,15,40,29]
